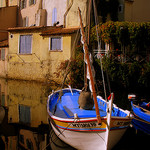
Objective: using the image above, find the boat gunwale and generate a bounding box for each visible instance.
[132,103,150,114]
[48,114,131,123]
[131,102,150,123]
[47,88,132,123]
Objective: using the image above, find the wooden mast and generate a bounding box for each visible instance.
[78,7,101,125]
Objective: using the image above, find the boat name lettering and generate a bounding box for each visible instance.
[114,121,130,126]
[71,122,97,128]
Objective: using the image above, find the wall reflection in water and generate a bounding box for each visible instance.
[0,78,74,150]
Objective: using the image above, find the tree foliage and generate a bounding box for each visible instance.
[91,21,150,54]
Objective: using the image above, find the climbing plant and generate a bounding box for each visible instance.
[54,44,84,88]
[91,21,150,56]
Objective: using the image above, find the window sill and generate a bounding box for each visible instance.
[49,50,63,52]
[18,54,32,55]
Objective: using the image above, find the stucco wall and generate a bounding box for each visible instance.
[43,0,67,26]
[125,0,150,22]
[19,0,42,26]
[44,0,88,27]
[66,0,88,27]
[7,79,48,126]
[8,29,73,82]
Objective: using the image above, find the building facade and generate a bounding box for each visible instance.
[8,26,79,82]
[124,0,150,22]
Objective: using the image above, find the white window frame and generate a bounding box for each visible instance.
[19,35,32,54]
[49,36,63,51]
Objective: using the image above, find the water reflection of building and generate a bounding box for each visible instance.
[0,77,52,150]
[6,79,49,127]
[0,78,7,107]
[19,127,49,150]
[1,124,51,150]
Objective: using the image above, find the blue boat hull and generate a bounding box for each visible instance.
[131,101,150,135]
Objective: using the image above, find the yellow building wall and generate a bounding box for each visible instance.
[66,0,88,27]
[125,0,150,22]
[0,78,8,106]
[5,79,49,127]
[8,29,73,82]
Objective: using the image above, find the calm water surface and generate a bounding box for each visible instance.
[0,78,149,150]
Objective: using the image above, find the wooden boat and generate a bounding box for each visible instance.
[130,100,150,135]
[47,88,132,150]
[47,4,132,150]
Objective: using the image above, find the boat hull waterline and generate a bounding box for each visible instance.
[47,88,132,150]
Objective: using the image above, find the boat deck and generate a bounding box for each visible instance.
[53,94,107,119]
[49,89,128,119]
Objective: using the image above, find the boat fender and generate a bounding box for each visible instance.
[78,89,94,110]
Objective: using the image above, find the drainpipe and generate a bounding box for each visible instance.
[63,0,73,28]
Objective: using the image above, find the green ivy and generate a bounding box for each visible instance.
[91,21,150,53]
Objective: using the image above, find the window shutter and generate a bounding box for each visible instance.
[50,37,61,50]
[1,48,5,61]
[52,8,57,25]
[26,35,32,53]
[19,35,32,54]
[20,35,26,54]
[57,38,61,50]
[19,105,31,124]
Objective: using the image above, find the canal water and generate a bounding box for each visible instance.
[0,78,149,150]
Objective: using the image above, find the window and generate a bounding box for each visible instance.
[52,8,57,25]
[19,105,31,124]
[20,0,26,9]
[19,35,32,54]
[49,37,62,50]
[0,48,5,61]
[118,4,123,13]
[29,0,36,6]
